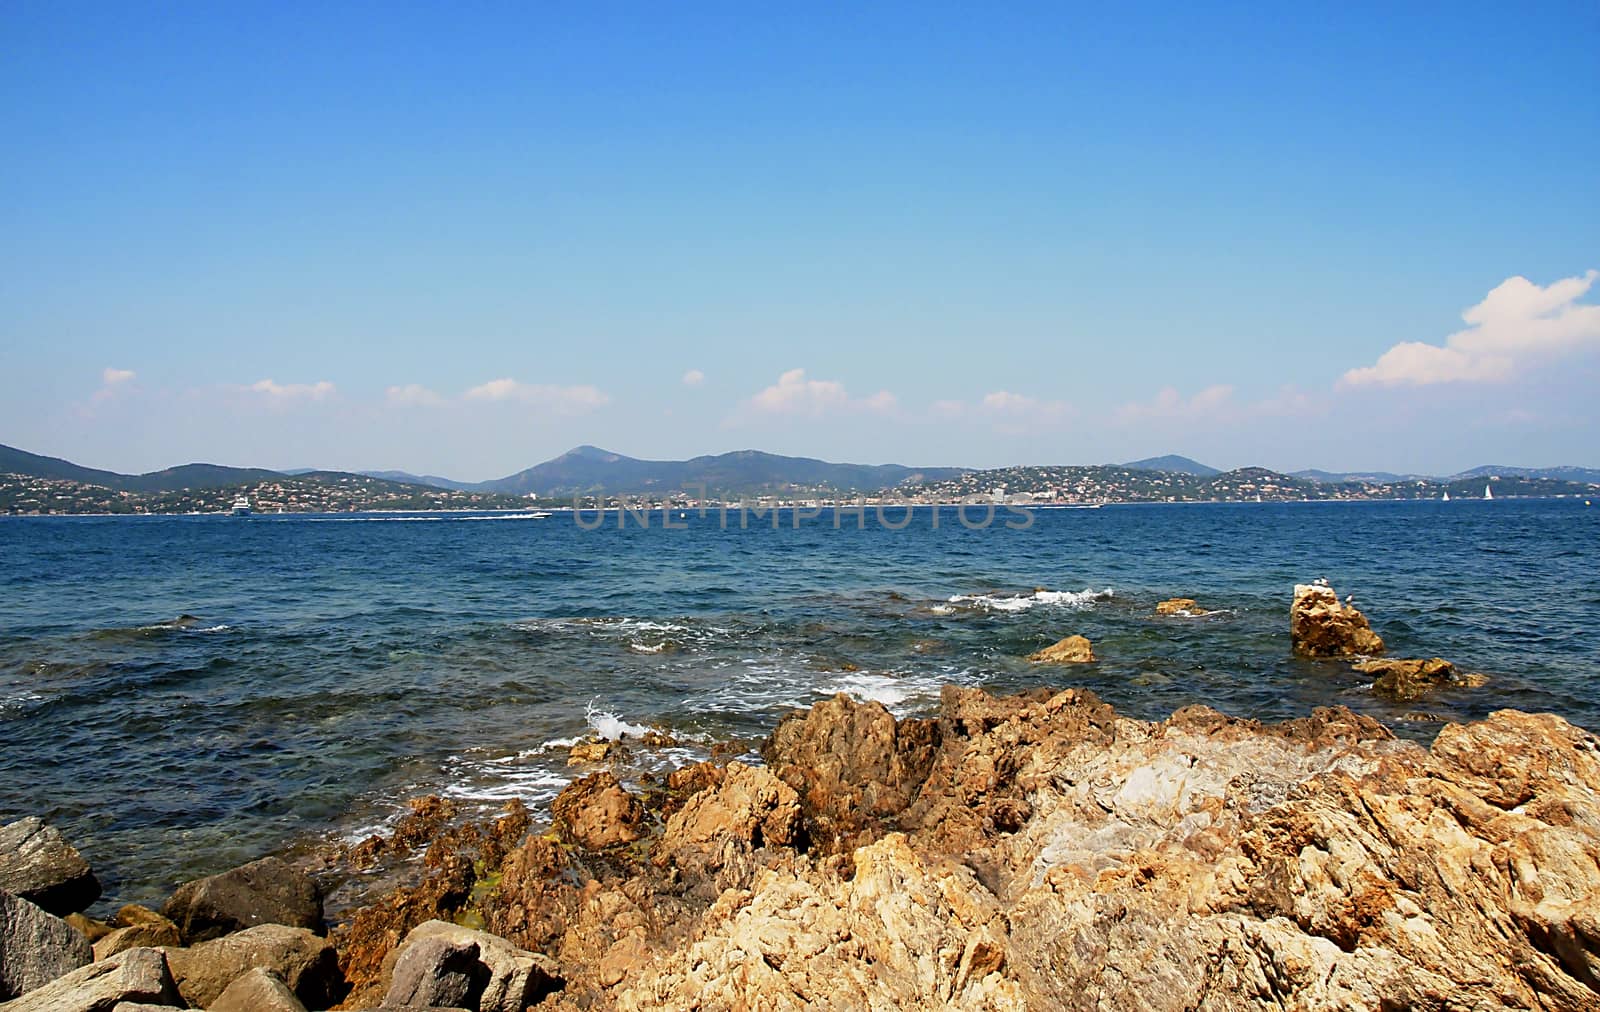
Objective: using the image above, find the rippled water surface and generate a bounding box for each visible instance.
[2,500,1596,908]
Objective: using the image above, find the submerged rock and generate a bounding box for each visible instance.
[0,817,102,917]
[568,740,625,765]
[1026,634,1096,663]
[162,856,323,944]
[1355,655,1485,701]
[1290,583,1384,657]
[1155,597,1206,616]
[0,888,93,999]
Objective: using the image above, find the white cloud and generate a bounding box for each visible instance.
[1115,384,1236,424]
[248,378,337,400]
[1341,270,1600,388]
[682,369,706,387]
[975,390,1074,432]
[386,383,444,407]
[102,367,135,386]
[741,368,897,418]
[463,377,610,413]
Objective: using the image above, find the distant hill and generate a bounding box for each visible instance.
[481,445,969,497]
[0,443,280,492]
[0,444,130,487]
[1449,464,1600,484]
[357,470,477,491]
[1120,455,1221,477]
[1293,469,1415,484]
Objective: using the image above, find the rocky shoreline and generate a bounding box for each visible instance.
[4,586,1598,1010]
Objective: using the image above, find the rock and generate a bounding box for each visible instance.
[1155,597,1204,615]
[1354,656,1479,701]
[335,802,534,1007]
[64,912,114,943]
[209,966,307,1012]
[614,687,1600,1010]
[162,855,323,944]
[336,684,1600,1010]
[165,923,343,1009]
[763,693,940,852]
[1026,634,1096,663]
[383,935,484,1009]
[0,817,102,916]
[1291,582,1384,657]
[568,740,623,764]
[381,920,562,1012]
[0,888,93,999]
[93,916,182,961]
[0,946,180,1011]
[657,761,802,878]
[550,771,645,850]
[114,904,172,929]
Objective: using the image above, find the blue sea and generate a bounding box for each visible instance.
[2,500,1596,911]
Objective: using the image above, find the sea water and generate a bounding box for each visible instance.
[1,499,1596,907]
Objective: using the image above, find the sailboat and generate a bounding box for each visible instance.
[1442,490,1450,501]
[1484,483,1493,501]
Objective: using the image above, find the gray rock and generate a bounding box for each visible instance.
[0,818,101,916]
[386,920,564,1012]
[164,922,343,1009]
[161,856,322,944]
[0,946,180,1011]
[384,935,486,1009]
[0,887,92,999]
[208,966,307,1012]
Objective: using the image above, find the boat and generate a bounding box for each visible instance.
[230,495,252,516]
[1442,491,1450,501]
[1484,483,1493,501]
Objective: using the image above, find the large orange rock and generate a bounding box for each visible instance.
[1290,583,1384,657]
[763,693,940,853]
[551,772,644,851]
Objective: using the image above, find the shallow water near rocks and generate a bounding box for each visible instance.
[1,499,1596,909]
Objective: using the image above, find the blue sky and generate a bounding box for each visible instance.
[3,2,1597,479]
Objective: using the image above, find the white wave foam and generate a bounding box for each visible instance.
[298,512,550,523]
[629,641,669,654]
[585,699,653,740]
[136,621,231,633]
[818,669,961,716]
[946,587,1113,613]
[0,691,43,716]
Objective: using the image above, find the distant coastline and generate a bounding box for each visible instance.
[3,440,1596,516]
